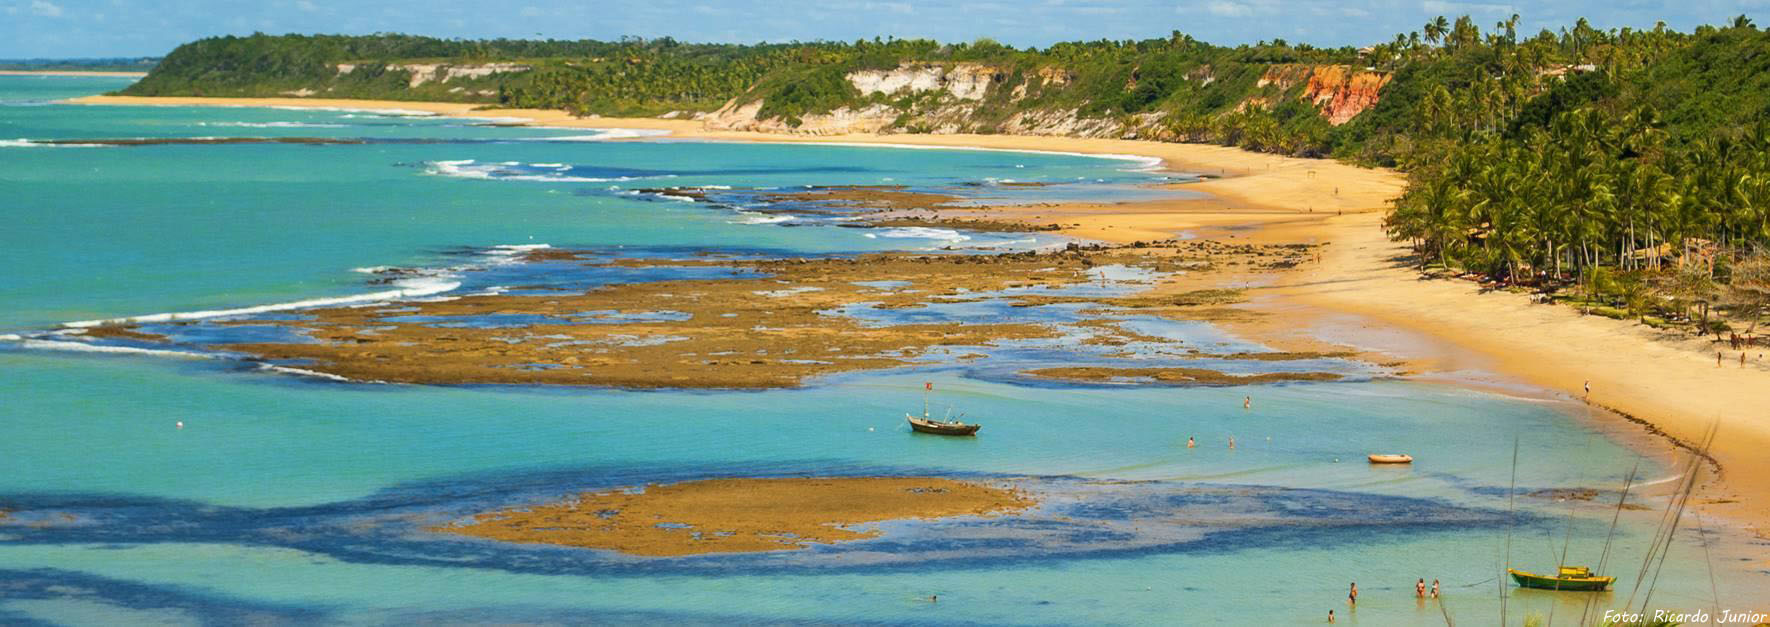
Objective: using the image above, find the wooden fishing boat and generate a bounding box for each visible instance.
[907,413,981,436]
[1507,566,1615,591]
[906,382,980,436]
[1367,453,1414,464]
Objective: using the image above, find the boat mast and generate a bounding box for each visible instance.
[923,382,930,419]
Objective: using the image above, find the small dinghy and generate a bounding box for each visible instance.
[1367,453,1414,464]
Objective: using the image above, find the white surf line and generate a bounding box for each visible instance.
[14,338,221,360]
[58,277,462,329]
[257,364,375,383]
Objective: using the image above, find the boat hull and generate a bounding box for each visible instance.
[907,415,980,436]
[1508,569,1614,591]
[1367,454,1413,464]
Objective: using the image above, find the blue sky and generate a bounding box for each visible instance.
[3,0,1766,58]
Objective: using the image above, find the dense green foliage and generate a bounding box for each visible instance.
[1383,18,1770,332]
[122,20,1770,331]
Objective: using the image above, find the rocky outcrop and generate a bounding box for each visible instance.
[847,63,1001,101]
[704,100,901,135]
[1254,65,1391,125]
[335,63,529,89]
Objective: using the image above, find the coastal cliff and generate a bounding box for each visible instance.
[119,34,1402,158]
[702,61,1391,142]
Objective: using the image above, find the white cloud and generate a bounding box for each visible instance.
[1205,1,1253,16]
[294,0,318,12]
[30,0,63,17]
[864,1,914,14]
[518,5,543,17]
[1421,0,1516,15]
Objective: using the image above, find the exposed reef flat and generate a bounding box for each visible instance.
[435,477,1033,556]
[79,241,1345,388]
[1022,366,1341,385]
[74,241,1351,388]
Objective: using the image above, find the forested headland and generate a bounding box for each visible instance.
[118,17,1770,336]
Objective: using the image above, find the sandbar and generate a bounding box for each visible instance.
[434,477,1033,556]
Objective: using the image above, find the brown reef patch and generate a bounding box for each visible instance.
[433,477,1033,556]
[78,326,167,342]
[1022,366,1341,385]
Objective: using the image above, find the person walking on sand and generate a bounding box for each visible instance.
[1583,380,1590,399]
[1416,578,1426,598]
[1348,582,1358,605]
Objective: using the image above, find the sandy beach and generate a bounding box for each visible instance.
[66,94,1770,534]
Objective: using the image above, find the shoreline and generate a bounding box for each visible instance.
[2,70,148,77]
[62,94,1768,534]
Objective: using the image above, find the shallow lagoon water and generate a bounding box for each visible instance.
[2,76,1764,624]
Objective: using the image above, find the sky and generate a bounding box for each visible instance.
[3,0,1767,59]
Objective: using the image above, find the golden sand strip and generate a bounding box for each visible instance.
[434,477,1033,556]
[67,94,1770,530]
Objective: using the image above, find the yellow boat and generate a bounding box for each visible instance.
[1367,453,1413,464]
[1508,566,1615,591]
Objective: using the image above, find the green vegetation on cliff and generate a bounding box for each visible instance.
[122,19,1770,332]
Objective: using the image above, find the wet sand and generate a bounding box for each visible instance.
[435,477,1033,556]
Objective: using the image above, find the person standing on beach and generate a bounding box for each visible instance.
[1583,380,1590,399]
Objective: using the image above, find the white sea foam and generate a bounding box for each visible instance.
[733,212,793,224]
[16,339,219,360]
[197,121,348,128]
[525,128,673,141]
[0,138,102,148]
[485,244,552,256]
[863,227,971,243]
[424,159,653,183]
[258,364,365,383]
[59,276,462,329]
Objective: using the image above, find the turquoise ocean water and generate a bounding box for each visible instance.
[1,76,1763,625]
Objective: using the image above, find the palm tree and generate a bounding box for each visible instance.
[1425,16,1450,46]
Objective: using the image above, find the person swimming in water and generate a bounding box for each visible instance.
[1348,582,1357,605]
[1187,436,1196,448]
[1431,579,1440,598]
[1228,436,1236,449]
[1416,579,1426,598]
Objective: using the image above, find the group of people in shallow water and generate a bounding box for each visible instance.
[1182,397,1257,450]
[1328,579,1439,622]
